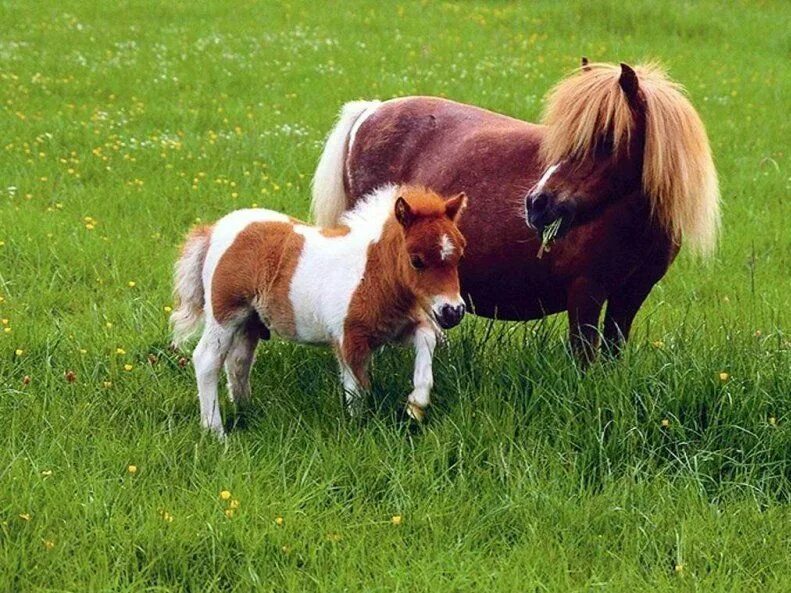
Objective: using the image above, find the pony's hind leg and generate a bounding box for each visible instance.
[193,319,236,438]
[225,315,266,408]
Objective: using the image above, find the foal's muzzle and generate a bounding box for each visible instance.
[435,303,466,329]
[525,192,576,238]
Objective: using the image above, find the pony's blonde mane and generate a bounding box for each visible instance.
[540,62,720,256]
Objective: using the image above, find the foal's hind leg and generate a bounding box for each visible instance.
[193,319,236,438]
[225,317,266,408]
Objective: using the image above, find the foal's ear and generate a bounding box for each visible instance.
[444,192,468,223]
[581,56,591,71]
[394,196,415,228]
[619,63,640,106]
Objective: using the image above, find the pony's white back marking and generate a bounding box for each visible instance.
[289,185,397,343]
[203,209,290,318]
[347,103,380,157]
[439,234,455,261]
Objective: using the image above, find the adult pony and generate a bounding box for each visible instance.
[311,61,719,362]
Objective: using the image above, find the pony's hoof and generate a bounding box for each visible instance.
[406,402,426,423]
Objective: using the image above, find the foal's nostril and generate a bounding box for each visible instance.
[438,303,465,328]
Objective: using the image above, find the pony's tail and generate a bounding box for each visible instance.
[170,225,212,348]
[311,100,380,227]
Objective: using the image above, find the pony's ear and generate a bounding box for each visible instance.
[444,192,468,222]
[619,63,640,106]
[581,56,591,71]
[394,196,415,228]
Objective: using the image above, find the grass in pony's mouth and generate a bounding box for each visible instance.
[537,218,563,258]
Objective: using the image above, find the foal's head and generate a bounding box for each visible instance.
[525,61,647,239]
[393,187,468,329]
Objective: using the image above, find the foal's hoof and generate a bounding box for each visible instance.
[406,402,426,423]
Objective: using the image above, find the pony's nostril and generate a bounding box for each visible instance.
[532,193,550,213]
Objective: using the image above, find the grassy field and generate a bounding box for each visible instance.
[1,0,789,590]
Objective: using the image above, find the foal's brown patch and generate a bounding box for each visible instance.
[320,225,350,237]
[211,221,304,338]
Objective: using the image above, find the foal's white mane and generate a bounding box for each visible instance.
[338,184,398,236]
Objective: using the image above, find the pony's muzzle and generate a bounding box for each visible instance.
[435,303,465,329]
[526,193,576,237]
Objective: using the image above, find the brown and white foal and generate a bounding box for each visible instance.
[171,185,467,437]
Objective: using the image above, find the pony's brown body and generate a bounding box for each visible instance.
[313,63,718,361]
[346,97,676,322]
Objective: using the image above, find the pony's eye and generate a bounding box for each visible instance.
[410,255,425,270]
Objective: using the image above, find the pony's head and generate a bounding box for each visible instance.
[393,186,468,329]
[525,60,719,255]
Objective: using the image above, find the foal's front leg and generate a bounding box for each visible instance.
[405,321,437,423]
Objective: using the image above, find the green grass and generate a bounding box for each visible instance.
[1,0,789,590]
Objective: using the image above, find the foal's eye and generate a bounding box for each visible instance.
[410,255,425,270]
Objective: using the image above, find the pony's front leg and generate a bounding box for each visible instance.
[567,277,607,366]
[405,321,437,423]
[336,333,371,417]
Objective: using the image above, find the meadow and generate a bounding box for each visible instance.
[0,0,789,591]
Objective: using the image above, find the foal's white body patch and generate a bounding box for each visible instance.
[203,209,290,319]
[439,234,455,261]
[288,185,397,343]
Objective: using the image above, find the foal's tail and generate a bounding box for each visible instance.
[311,100,380,226]
[170,225,212,348]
